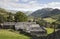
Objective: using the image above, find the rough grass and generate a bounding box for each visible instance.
[0,29,30,39]
[45,28,54,34]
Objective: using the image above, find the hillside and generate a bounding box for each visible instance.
[0,8,9,17]
[51,14,60,19]
[0,30,30,39]
[30,8,60,18]
[43,18,56,23]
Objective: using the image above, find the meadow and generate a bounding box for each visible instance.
[0,29,30,39]
[45,28,54,34]
[43,18,56,23]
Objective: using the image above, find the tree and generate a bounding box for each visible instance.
[51,22,57,39]
[57,17,60,22]
[36,18,47,27]
[7,12,14,22]
[54,18,60,29]
[15,11,28,22]
[0,14,5,23]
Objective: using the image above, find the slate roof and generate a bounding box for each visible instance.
[15,22,36,28]
[3,22,36,25]
[3,22,46,32]
[29,24,45,31]
[3,22,16,25]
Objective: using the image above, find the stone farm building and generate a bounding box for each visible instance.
[0,22,47,37]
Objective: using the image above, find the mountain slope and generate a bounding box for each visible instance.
[30,8,60,18]
[30,8,53,18]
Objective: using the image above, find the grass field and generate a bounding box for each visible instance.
[43,18,57,34]
[43,18,56,23]
[0,29,30,39]
[45,28,54,34]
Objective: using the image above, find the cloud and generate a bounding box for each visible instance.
[21,0,29,2]
[28,0,37,4]
[0,0,19,2]
[44,2,60,9]
[0,0,60,11]
[0,0,43,11]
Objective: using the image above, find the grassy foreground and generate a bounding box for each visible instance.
[0,28,55,39]
[0,30,30,39]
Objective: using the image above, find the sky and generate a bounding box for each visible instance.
[0,0,60,11]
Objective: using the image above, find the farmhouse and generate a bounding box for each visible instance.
[15,22,47,36]
[0,22,47,37]
[15,22,36,30]
[2,22,16,29]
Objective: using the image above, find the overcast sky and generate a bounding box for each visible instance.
[0,0,60,11]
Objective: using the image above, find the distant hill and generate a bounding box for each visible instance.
[0,8,9,17]
[30,8,60,18]
[8,10,33,15]
[0,8,32,16]
[8,10,17,14]
[20,11,33,15]
[0,8,8,13]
